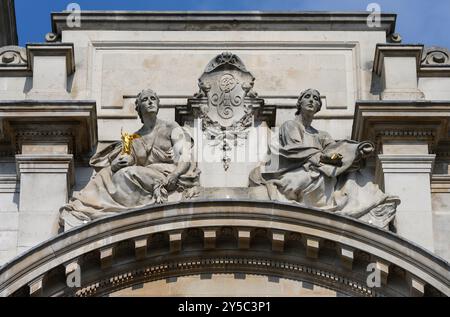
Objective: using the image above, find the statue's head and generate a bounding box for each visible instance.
[135,89,160,122]
[295,88,322,116]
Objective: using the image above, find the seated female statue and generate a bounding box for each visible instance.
[60,89,200,225]
[249,88,398,229]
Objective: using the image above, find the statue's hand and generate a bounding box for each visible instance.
[111,155,133,173]
[165,172,179,191]
[320,153,343,166]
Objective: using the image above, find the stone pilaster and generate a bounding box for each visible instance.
[377,154,435,251]
[16,153,73,253]
[352,101,450,252]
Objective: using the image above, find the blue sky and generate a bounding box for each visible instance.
[15,0,450,48]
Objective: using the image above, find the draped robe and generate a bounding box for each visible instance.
[249,119,398,228]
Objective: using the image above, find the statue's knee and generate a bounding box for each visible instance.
[113,166,134,181]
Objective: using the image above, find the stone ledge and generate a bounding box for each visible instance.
[352,100,450,148]
[0,175,19,193]
[15,154,74,186]
[378,154,436,174]
[431,174,450,193]
[0,100,98,158]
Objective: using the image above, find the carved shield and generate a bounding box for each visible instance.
[198,52,256,127]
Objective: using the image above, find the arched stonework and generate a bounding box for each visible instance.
[0,200,448,297]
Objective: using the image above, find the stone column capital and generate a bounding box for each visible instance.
[377,154,436,174]
[15,154,74,187]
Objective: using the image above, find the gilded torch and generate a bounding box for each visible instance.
[121,128,140,155]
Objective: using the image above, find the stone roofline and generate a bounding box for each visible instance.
[51,11,397,35]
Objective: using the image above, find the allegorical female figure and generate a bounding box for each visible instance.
[60,89,200,225]
[249,89,398,228]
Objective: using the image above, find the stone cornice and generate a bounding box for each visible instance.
[15,154,74,186]
[51,11,396,35]
[0,175,19,193]
[431,174,450,193]
[16,154,74,172]
[352,100,450,148]
[0,200,448,297]
[377,154,436,174]
[0,100,98,157]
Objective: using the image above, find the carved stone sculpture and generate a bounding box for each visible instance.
[249,88,399,229]
[422,46,450,65]
[0,46,27,66]
[60,89,200,225]
[190,52,264,171]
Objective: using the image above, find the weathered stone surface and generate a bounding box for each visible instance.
[60,90,200,225]
[0,200,448,297]
[0,9,450,296]
[249,89,398,229]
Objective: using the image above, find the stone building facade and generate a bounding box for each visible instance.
[0,9,449,296]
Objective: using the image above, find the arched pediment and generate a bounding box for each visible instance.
[0,200,448,297]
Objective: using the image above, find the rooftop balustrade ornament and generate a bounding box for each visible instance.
[422,47,450,65]
[0,46,27,66]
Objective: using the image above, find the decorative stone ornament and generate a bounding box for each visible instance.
[195,52,257,127]
[193,52,261,170]
[422,47,450,66]
[0,46,27,66]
